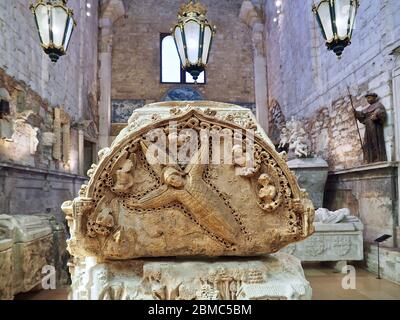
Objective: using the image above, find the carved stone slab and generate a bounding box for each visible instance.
[281,221,364,262]
[69,253,312,300]
[0,240,13,300]
[63,102,315,260]
[0,215,55,299]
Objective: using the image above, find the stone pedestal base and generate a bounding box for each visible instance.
[287,157,328,209]
[69,253,312,300]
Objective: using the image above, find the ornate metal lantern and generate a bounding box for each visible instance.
[30,0,76,63]
[171,1,216,81]
[312,0,359,58]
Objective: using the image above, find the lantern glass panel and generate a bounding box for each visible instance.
[51,6,68,47]
[174,27,186,64]
[63,16,74,49]
[186,71,205,83]
[317,2,334,41]
[202,25,212,64]
[348,2,357,37]
[183,20,201,64]
[36,4,50,46]
[335,0,351,38]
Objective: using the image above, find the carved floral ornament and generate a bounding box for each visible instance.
[63,105,314,260]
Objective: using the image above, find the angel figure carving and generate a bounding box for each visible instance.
[258,174,277,209]
[126,135,242,245]
[114,158,136,192]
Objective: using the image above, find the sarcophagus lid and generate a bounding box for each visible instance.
[62,102,314,260]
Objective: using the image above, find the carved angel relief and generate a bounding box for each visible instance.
[62,106,314,260]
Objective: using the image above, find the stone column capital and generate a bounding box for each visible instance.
[240,1,264,30]
[100,0,126,23]
[240,1,266,57]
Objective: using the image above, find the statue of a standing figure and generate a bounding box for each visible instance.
[354,93,387,163]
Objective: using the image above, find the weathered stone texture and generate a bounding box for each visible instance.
[0,164,86,222]
[282,221,364,263]
[0,1,100,176]
[63,101,314,260]
[0,214,68,300]
[325,164,398,246]
[365,243,400,284]
[69,253,312,300]
[112,0,255,104]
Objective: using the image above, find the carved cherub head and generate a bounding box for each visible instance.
[163,167,185,188]
[120,159,134,173]
[258,173,272,186]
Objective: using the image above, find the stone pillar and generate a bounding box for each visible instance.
[98,18,114,149]
[98,0,125,149]
[393,58,400,244]
[78,129,85,176]
[240,1,269,132]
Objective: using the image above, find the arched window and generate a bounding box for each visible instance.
[160,33,205,84]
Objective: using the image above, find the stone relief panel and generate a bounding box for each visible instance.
[63,102,315,260]
[69,253,312,300]
[282,221,364,262]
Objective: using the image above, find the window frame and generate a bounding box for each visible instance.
[160,33,207,85]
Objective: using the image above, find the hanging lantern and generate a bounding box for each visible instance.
[30,0,76,63]
[171,1,216,81]
[312,0,359,58]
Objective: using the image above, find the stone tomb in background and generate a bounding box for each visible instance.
[63,101,315,300]
[0,214,67,300]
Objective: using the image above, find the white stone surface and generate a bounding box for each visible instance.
[365,243,400,284]
[315,208,360,224]
[69,253,312,300]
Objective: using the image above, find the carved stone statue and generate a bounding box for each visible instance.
[258,174,277,209]
[290,136,309,158]
[279,118,311,159]
[354,93,387,163]
[314,208,360,224]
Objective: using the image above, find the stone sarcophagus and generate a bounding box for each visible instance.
[63,101,315,300]
[0,214,58,300]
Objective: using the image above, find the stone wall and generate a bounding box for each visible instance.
[265,0,400,169]
[325,163,398,247]
[0,0,99,223]
[111,0,255,104]
[0,0,100,177]
[365,243,400,284]
[0,0,99,119]
[0,163,86,222]
[264,0,400,250]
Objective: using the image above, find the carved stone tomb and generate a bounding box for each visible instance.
[63,101,315,300]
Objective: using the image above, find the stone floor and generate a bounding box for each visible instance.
[14,265,400,300]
